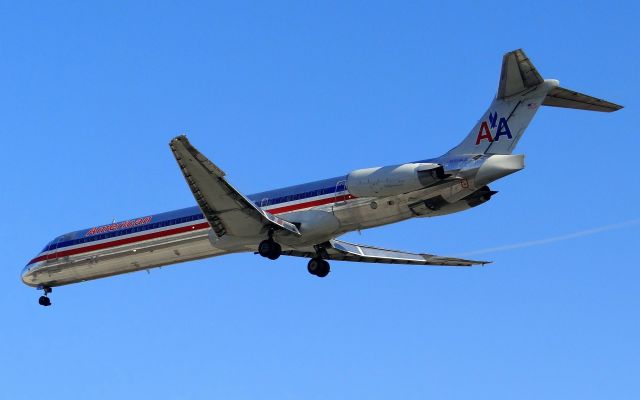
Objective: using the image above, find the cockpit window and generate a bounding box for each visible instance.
[41,241,56,253]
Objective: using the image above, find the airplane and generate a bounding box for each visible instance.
[22,49,622,306]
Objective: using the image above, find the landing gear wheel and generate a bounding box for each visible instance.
[258,240,282,260]
[267,242,282,260]
[258,240,272,257]
[307,258,330,277]
[37,286,52,307]
[307,258,321,275]
[316,260,330,277]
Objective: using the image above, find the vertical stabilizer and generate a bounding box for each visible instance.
[447,49,551,156]
[446,49,622,156]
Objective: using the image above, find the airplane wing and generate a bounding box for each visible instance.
[283,239,488,267]
[170,135,300,238]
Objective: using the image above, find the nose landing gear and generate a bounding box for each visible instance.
[37,286,52,307]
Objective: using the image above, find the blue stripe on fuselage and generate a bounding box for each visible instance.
[39,175,348,254]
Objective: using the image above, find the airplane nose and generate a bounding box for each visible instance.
[21,265,36,287]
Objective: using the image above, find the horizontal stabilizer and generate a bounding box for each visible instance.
[542,86,623,112]
[283,239,489,267]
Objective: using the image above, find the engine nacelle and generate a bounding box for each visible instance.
[408,186,497,217]
[347,163,445,197]
[464,186,497,208]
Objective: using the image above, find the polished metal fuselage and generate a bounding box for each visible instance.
[22,153,521,287]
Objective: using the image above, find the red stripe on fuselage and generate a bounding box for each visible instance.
[265,194,355,214]
[28,222,212,264]
[28,194,357,265]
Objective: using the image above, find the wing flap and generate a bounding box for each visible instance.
[170,136,300,238]
[283,239,488,267]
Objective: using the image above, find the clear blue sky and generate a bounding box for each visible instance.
[2,1,639,399]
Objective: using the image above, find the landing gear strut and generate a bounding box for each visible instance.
[38,286,52,307]
[258,229,282,260]
[307,245,330,278]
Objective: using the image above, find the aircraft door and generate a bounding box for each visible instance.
[334,180,347,207]
[260,198,269,209]
[46,237,61,262]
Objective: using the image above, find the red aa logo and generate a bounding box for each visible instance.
[475,112,512,145]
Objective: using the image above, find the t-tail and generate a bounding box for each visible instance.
[447,49,623,156]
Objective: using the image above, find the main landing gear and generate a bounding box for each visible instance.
[307,257,330,278]
[258,229,282,260]
[307,245,330,278]
[38,286,52,307]
[257,231,330,278]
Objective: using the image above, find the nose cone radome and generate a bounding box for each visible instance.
[21,265,37,287]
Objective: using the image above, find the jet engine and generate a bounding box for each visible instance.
[409,186,497,217]
[464,186,497,208]
[347,163,446,197]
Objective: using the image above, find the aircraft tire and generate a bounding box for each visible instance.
[307,258,321,275]
[307,258,330,277]
[316,260,330,278]
[258,240,273,258]
[267,242,282,260]
[38,296,51,306]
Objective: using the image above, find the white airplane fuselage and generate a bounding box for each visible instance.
[22,153,514,288]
